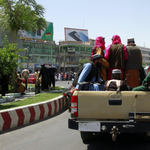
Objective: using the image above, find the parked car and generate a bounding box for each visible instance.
[21,74,36,84]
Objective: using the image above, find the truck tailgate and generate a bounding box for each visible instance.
[76,91,150,120]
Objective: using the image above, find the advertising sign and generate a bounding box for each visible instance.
[64,27,89,42]
[19,22,53,41]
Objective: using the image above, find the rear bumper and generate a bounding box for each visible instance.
[68,118,150,133]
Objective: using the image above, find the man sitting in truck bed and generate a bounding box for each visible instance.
[73,54,105,92]
[105,69,129,91]
[132,70,150,91]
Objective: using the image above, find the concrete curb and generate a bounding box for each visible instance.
[0,95,66,132]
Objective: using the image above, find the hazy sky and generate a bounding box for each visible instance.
[36,0,150,47]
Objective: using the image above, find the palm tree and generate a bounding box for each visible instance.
[0,0,47,43]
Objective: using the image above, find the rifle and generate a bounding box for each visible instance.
[124,74,130,83]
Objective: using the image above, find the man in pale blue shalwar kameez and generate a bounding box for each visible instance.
[74,54,105,91]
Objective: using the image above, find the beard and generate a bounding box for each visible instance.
[96,62,101,68]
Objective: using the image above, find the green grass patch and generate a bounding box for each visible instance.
[0,93,62,110]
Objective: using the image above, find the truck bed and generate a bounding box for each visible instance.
[74,91,150,120]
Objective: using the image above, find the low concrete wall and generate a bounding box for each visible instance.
[0,95,66,131]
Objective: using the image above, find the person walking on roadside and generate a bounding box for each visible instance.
[21,68,29,90]
[48,64,56,89]
[39,64,49,91]
[91,36,109,81]
[105,35,128,80]
[58,73,61,81]
[35,69,40,94]
[124,38,142,89]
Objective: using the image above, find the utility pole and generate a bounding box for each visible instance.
[64,49,65,73]
[58,43,61,73]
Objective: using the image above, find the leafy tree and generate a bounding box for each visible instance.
[78,58,90,68]
[0,35,25,92]
[0,0,47,43]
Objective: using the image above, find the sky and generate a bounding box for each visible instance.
[36,0,150,48]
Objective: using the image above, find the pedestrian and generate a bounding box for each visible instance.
[58,73,61,81]
[39,64,49,91]
[35,69,40,94]
[21,68,29,90]
[91,36,109,81]
[17,72,21,80]
[105,35,128,80]
[17,79,26,95]
[48,64,56,89]
[124,38,142,89]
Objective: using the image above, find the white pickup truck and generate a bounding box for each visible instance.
[68,90,150,141]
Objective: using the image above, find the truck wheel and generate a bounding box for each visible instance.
[80,131,93,141]
[143,132,150,141]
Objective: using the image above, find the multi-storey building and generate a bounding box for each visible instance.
[56,39,95,72]
[139,46,150,65]
[20,37,58,73]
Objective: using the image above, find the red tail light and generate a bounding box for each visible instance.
[63,93,67,97]
[71,96,78,117]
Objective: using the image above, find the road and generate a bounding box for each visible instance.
[1,110,150,150]
[1,81,150,150]
[55,80,73,89]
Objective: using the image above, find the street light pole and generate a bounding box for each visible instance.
[58,43,60,73]
[25,47,29,70]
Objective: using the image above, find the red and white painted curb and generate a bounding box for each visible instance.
[0,96,66,131]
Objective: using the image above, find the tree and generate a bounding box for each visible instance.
[78,58,90,68]
[0,35,25,92]
[0,0,47,43]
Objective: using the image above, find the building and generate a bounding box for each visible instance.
[19,22,56,72]
[21,37,58,73]
[139,46,150,65]
[56,39,95,72]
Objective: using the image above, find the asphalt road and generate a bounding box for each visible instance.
[1,110,150,150]
[55,80,73,89]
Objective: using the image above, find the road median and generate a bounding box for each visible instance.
[0,95,66,132]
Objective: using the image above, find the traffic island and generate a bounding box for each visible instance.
[0,95,66,131]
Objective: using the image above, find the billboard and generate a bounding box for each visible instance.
[19,22,53,41]
[64,27,89,42]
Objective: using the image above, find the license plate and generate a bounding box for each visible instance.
[79,122,101,132]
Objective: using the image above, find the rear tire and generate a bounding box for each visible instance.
[80,131,93,141]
